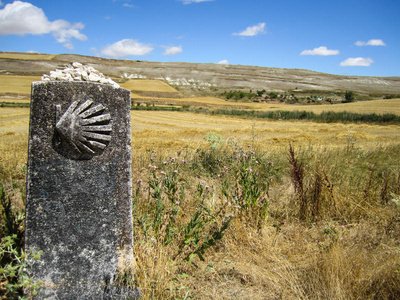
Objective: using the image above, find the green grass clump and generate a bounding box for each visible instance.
[0,102,30,108]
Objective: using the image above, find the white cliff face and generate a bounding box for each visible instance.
[42,62,120,88]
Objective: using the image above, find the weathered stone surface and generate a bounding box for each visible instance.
[25,81,140,299]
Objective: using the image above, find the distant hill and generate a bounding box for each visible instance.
[1,52,400,96]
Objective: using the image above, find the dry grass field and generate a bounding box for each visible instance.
[1,105,400,299]
[2,75,400,115]
[131,110,400,151]
[122,79,400,114]
[1,75,400,299]
[3,107,400,180]
[132,96,400,115]
[0,52,56,61]
[0,75,41,96]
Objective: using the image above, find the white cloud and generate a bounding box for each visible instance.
[0,1,3,7]
[162,46,183,56]
[180,0,214,4]
[123,3,135,8]
[101,39,154,58]
[218,60,229,65]
[50,21,87,44]
[0,1,87,49]
[340,57,374,67]
[233,22,266,37]
[355,39,386,46]
[300,46,339,56]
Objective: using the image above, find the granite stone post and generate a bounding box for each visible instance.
[25,81,140,299]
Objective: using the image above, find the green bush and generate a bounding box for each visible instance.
[220,90,258,101]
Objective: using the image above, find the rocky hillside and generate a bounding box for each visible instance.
[1,52,400,95]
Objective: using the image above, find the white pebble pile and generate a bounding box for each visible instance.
[41,62,120,88]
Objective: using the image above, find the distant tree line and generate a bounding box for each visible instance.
[219,89,381,104]
[220,90,258,101]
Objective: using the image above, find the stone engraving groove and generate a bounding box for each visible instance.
[55,99,112,159]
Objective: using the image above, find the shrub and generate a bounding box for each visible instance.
[220,90,258,101]
[343,90,355,103]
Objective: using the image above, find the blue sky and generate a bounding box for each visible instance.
[0,0,399,77]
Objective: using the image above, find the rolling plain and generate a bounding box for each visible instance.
[1,53,400,299]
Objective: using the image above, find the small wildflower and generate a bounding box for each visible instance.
[173,170,178,173]
[163,161,168,165]
[136,179,142,185]
[223,166,228,169]
[248,168,253,173]
[160,171,166,176]
[177,150,182,155]
[175,201,180,205]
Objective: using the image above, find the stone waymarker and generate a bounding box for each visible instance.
[25,65,140,299]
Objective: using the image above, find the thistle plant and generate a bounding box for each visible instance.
[133,152,234,265]
[221,143,274,230]
[0,235,43,299]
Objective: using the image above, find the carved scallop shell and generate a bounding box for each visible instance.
[54,100,112,159]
